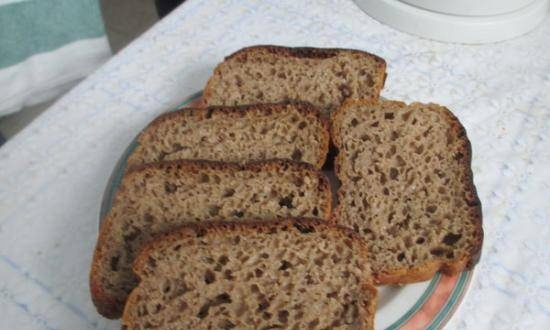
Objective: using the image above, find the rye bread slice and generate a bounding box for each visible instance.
[90,160,332,318]
[126,102,329,170]
[122,219,377,330]
[331,99,483,284]
[203,45,386,115]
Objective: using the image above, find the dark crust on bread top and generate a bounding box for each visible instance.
[225,45,386,65]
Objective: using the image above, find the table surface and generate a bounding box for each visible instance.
[1,1,549,329]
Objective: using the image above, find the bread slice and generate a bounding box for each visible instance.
[122,219,377,330]
[332,99,483,284]
[90,160,332,318]
[203,45,387,115]
[126,102,329,170]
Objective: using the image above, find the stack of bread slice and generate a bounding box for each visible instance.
[90,45,483,329]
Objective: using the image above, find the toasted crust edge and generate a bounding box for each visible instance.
[331,99,484,285]
[90,160,333,318]
[362,283,378,330]
[203,45,387,108]
[126,101,330,171]
[122,218,375,329]
[224,45,386,63]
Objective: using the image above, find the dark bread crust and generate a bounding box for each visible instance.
[361,283,378,330]
[90,160,333,318]
[123,218,376,330]
[126,101,330,170]
[331,99,483,284]
[225,45,387,63]
[204,45,387,112]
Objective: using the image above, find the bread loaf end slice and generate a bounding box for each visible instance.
[332,99,483,284]
[204,45,386,115]
[90,160,332,318]
[126,102,329,170]
[122,219,377,330]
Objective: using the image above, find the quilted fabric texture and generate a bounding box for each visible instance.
[0,1,549,329]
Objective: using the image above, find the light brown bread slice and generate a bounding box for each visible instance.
[332,99,483,284]
[203,45,387,115]
[90,160,332,319]
[122,219,377,330]
[126,102,329,170]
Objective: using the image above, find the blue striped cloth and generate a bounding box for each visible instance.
[0,0,111,116]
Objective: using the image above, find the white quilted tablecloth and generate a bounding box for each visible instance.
[1,1,549,329]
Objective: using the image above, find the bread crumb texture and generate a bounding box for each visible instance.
[122,220,375,330]
[127,102,329,170]
[204,46,386,115]
[332,100,482,283]
[91,160,331,318]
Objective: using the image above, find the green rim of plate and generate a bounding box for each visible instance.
[426,270,473,330]
[385,273,441,330]
[98,92,473,330]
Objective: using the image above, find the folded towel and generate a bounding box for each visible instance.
[0,0,111,116]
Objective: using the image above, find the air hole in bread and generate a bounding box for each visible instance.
[257,299,270,312]
[442,233,462,245]
[222,188,235,197]
[279,260,292,271]
[389,167,398,180]
[232,211,244,218]
[430,248,446,256]
[110,256,120,271]
[204,270,216,284]
[224,269,234,280]
[338,84,352,98]
[218,255,229,265]
[312,207,319,216]
[291,149,303,161]
[278,310,289,323]
[397,252,405,262]
[199,174,209,183]
[365,74,374,87]
[208,205,221,216]
[164,182,177,193]
[255,268,264,278]
[426,205,437,213]
[279,195,294,209]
